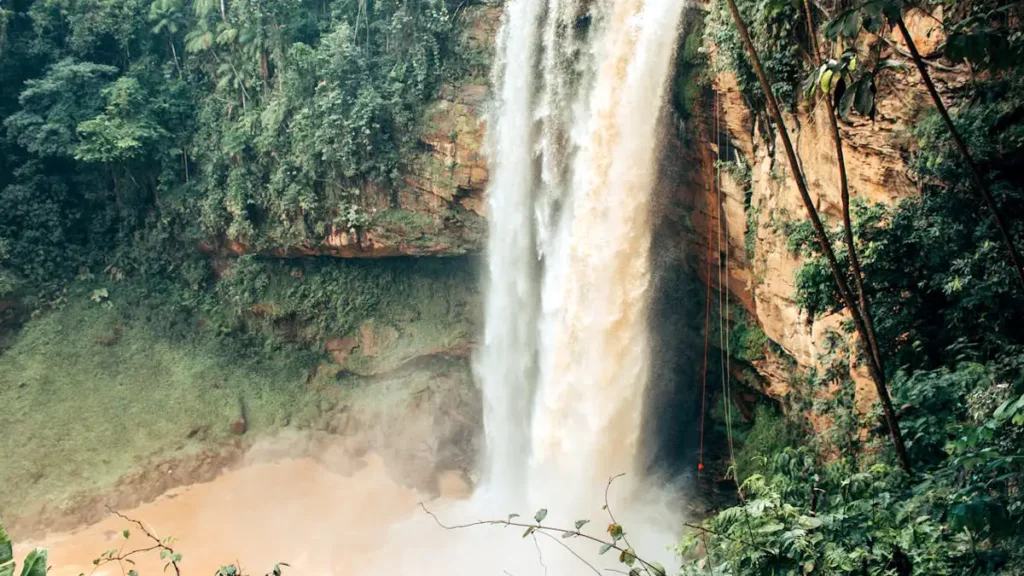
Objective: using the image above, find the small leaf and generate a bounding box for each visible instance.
[522,526,537,539]
[534,509,548,523]
[507,513,520,522]
[842,10,863,38]
[619,548,637,567]
[607,523,624,540]
[994,398,1014,419]
[123,529,130,539]
[599,543,613,555]
[820,69,834,93]
[574,519,590,530]
[650,562,667,576]
[129,571,139,576]
[561,531,575,539]
[853,75,875,118]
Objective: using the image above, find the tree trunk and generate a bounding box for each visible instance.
[802,0,882,370]
[724,0,912,473]
[169,39,182,78]
[891,14,1024,291]
[261,50,269,94]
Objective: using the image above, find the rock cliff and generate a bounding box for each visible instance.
[228,2,959,416]
[673,5,960,410]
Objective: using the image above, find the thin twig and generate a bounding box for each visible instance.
[536,531,601,576]
[100,507,182,576]
[418,503,663,574]
[602,474,650,576]
[532,534,548,576]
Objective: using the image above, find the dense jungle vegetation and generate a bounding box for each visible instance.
[0,0,473,303]
[680,0,1024,574]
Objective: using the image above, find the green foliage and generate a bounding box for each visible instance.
[0,521,47,576]
[185,0,456,247]
[787,76,1024,372]
[734,405,793,479]
[681,380,1024,575]
[0,0,464,297]
[826,0,1023,74]
[75,77,168,164]
[942,3,1024,72]
[673,12,707,119]
[729,305,768,363]
[212,255,477,357]
[703,0,804,111]
[803,48,909,122]
[4,59,117,158]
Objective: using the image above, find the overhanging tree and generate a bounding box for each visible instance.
[722,0,913,473]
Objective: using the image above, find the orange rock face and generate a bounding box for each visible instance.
[675,17,966,407]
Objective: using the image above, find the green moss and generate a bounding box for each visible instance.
[371,208,438,232]
[0,252,480,521]
[0,294,327,521]
[673,10,708,119]
[214,255,479,356]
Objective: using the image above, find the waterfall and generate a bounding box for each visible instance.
[478,0,544,504]
[381,1,686,572]
[482,0,687,504]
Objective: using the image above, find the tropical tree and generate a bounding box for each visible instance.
[149,0,186,76]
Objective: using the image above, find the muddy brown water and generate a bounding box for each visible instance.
[14,456,470,576]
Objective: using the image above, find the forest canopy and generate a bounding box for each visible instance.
[0,0,467,298]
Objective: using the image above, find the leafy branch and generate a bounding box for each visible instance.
[419,475,776,576]
[92,507,182,576]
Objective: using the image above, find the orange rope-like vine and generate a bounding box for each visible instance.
[698,92,719,473]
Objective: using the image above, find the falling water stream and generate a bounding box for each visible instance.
[484,0,687,504]
[19,0,687,573]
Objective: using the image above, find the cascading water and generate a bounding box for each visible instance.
[482,0,687,504]
[351,0,688,571]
